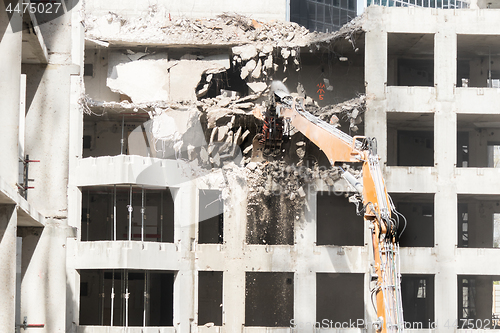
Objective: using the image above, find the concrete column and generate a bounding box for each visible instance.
[20,223,68,333]
[0,205,17,332]
[364,29,389,165]
[433,191,458,332]
[435,29,457,101]
[293,190,317,332]
[364,29,387,98]
[174,183,195,332]
[0,0,22,187]
[222,177,247,331]
[223,269,245,331]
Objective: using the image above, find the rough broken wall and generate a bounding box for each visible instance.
[84,46,232,103]
[84,0,288,22]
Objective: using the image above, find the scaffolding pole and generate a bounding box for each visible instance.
[113,185,117,241]
[160,191,164,242]
[128,185,132,241]
[141,188,145,242]
[125,269,129,328]
[99,270,104,326]
[143,271,147,327]
[120,115,125,155]
[110,270,115,326]
[86,190,90,241]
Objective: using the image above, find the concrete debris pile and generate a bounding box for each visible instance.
[309,95,366,132]
[199,115,250,168]
[86,11,316,47]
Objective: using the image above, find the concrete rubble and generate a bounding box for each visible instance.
[81,11,367,215]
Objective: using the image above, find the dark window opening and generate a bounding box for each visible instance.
[457,114,500,168]
[391,194,434,247]
[199,190,223,244]
[316,273,364,323]
[457,35,500,88]
[245,272,294,327]
[397,131,434,166]
[458,195,500,249]
[316,191,363,246]
[388,33,435,87]
[83,135,92,149]
[387,113,434,167]
[458,275,500,329]
[401,275,434,328]
[81,186,174,242]
[198,271,223,326]
[79,269,174,327]
[84,64,94,77]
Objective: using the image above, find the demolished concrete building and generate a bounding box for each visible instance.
[3,0,500,332]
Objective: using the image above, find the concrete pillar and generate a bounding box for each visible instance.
[0,0,22,187]
[222,178,246,331]
[434,191,458,332]
[293,191,317,333]
[0,205,17,332]
[364,29,389,165]
[364,29,387,98]
[435,30,457,101]
[174,184,195,332]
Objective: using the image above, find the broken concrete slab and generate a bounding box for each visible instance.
[232,44,258,61]
[107,58,175,103]
[169,54,230,102]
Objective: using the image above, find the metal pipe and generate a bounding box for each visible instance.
[489,46,492,88]
[86,190,90,241]
[110,270,115,326]
[141,188,145,242]
[120,271,124,326]
[113,185,117,241]
[143,271,147,327]
[128,185,132,241]
[160,191,164,242]
[125,270,129,328]
[99,271,104,325]
[120,115,125,155]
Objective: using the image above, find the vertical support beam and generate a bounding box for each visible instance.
[128,185,132,241]
[364,28,389,165]
[141,188,145,242]
[110,270,115,326]
[173,183,195,332]
[365,29,388,99]
[435,30,457,102]
[0,205,17,333]
[0,0,22,187]
[113,185,117,241]
[434,191,458,333]
[293,190,317,333]
[221,180,247,331]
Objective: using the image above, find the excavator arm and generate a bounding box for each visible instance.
[273,93,405,333]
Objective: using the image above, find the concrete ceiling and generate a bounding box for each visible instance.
[458,114,500,128]
[387,112,434,129]
[457,34,500,58]
[388,33,434,57]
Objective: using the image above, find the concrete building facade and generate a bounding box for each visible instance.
[3,0,500,332]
